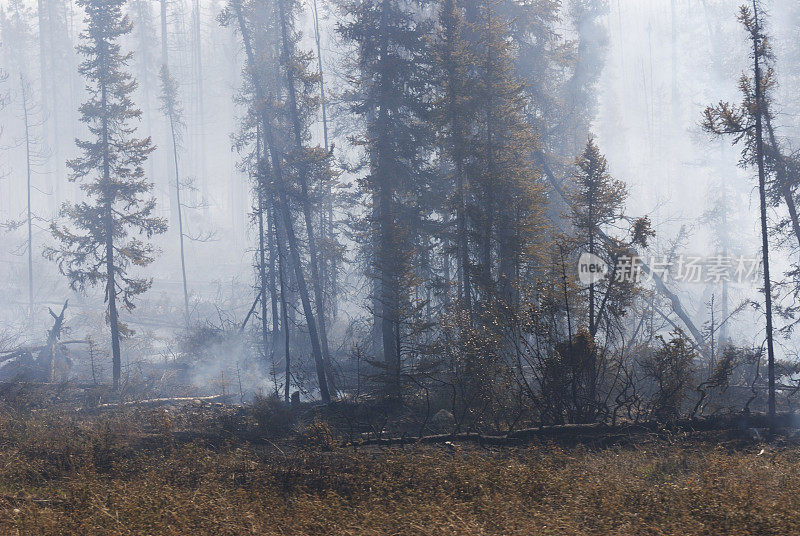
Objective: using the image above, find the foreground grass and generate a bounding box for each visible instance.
[0,410,797,535]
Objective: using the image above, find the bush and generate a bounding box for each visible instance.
[640,331,696,422]
[250,394,294,438]
[296,418,339,450]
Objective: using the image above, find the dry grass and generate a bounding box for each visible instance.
[0,408,797,535]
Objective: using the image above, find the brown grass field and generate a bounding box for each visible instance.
[0,406,798,535]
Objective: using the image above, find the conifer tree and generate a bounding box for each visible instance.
[20,75,38,325]
[432,0,475,316]
[46,0,165,390]
[227,0,333,403]
[275,0,339,390]
[468,1,546,306]
[567,137,627,336]
[702,0,776,417]
[338,0,434,395]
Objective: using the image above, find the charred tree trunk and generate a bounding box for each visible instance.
[751,1,776,418]
[276,215,291,404]
[256,135,272,377]
[275,0,337,393]
[233,0,331,403]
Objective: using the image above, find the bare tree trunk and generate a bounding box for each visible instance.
[21,76,34,325]
[191,0,208,214]
[311,0,328,153]
[751,1,776,418]
[267,203,279,335]
[255,134,272,378]
[310,0,336,317]
[257,190,271,368]
[46,0,62,206]
[276,216,291,404]
[167,111,190,326]
[441,213,452,310]
[36,0,51,211]
[719,169,730,345]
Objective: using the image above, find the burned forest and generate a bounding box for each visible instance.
[2,0,800,534]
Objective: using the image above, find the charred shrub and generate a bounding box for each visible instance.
[640,331,696,422]
[296,419,339,451]
[250,394,294,438]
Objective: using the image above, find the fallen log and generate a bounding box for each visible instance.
[348,413,792,447]
[94,394,231,410]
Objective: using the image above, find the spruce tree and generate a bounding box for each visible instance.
[469,1,546,306]
[567,137,627,337]
[702,0,776,417]
[46,0,165,390]
[338,0,434,396]
[275,0,339,390]
[227,0,333,403]
[431,0,476,316]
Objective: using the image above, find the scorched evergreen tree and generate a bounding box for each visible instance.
[338,0,434,398]
[567,137,627,337]
[46,0,165,390]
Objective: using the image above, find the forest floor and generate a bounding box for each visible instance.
[0,401,798,535]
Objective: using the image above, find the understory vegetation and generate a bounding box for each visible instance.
[0,405,797,535]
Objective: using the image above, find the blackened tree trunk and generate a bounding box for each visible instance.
[232,0,331,402]
[275,0,336,392]
[750,1,776,417]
